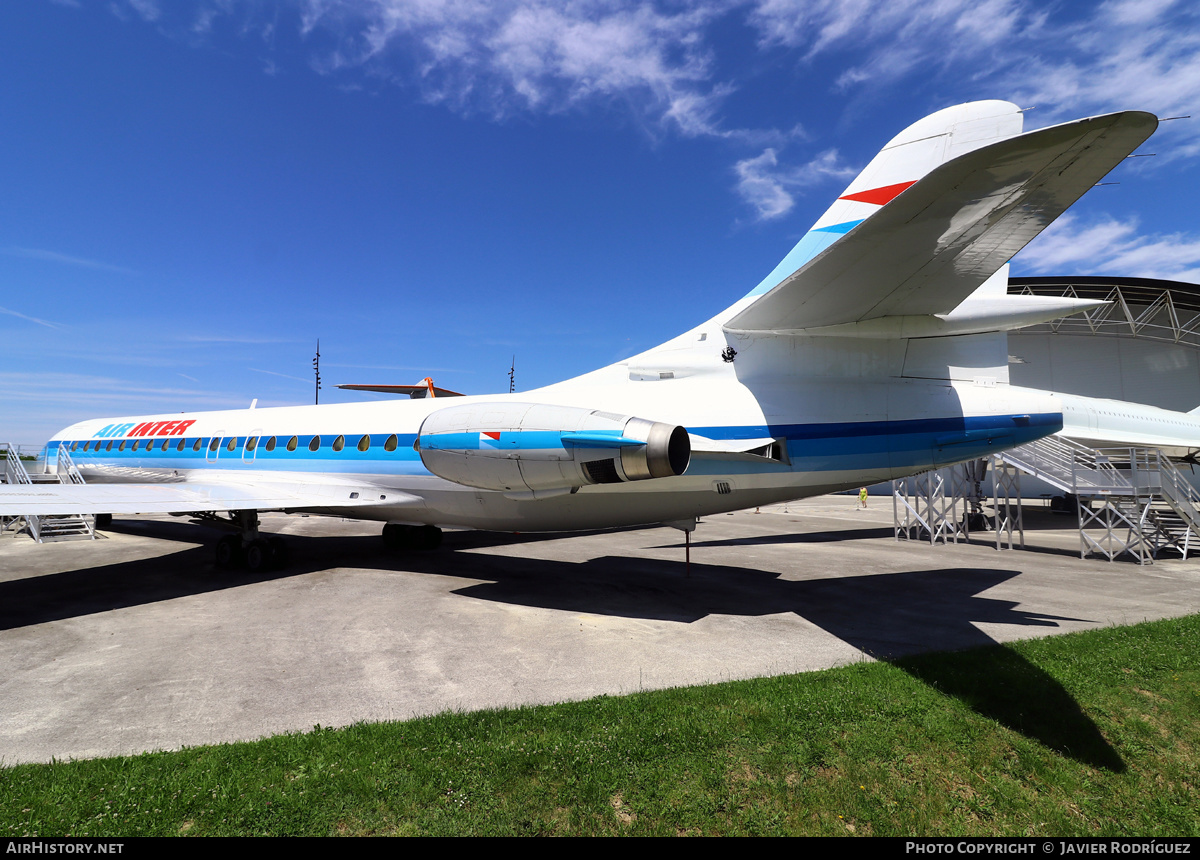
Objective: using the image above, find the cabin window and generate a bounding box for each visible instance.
[160,439,169,451]
[118,441,126,452]
[384,434,397,452]
[131,440,140,452]
[357,435,370,452]
[265,436,276,452]
[309,436,321,452]
[246,436,257,452]
[209,438,219,452]
[105,441,112,452]
[70,442,78,451]
[226,437,236,452]
[192,438,202,452]
[332,435,345,452]
[176,439,185,452]
[287,436,298,452]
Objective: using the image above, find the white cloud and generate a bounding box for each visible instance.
[95,0,1200,215]
[747,0,1200,158]
[0,371,233,410]
[734,149,793,219]
[288,0,736,137]
[1017,214,1200,284]
[1000,4,1200,131]
[0,306,61,329]
[249,367,312,385]
[104,1,1200,143]
[734,147,855,220]
[3,247,137,276]
[295,0,1200,180]
[123,0,161,23]
[750,0,1032,79]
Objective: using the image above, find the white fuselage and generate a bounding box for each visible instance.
[36,102,1189,533]
[49,325,1079,531]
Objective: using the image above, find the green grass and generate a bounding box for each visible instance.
[3,616,1198,836]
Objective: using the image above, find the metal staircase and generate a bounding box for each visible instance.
[1,444,38,540]
[1,443,95,542]
[893,457,1022,550]
[894,434,1200,564]
[996,437,1200,563]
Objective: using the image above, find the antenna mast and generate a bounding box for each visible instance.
[508,356,515,393]
[313,339,322,405]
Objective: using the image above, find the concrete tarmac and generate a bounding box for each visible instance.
[3,498,1200,765]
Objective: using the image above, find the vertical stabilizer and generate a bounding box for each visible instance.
[742,101,1024,301]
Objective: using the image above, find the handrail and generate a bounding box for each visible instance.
[0,443,40,541]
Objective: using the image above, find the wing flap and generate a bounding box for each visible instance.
[0,479,421,517]
[726,110,1157,333]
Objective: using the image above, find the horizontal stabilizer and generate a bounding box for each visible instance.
[726,110,1157,333]
[338,381,464,398]
[799,295,1109,339]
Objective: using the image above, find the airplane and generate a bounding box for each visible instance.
[2,99,1193,572]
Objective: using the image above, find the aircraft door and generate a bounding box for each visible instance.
[243,429,264,463]
[206,431,225,463]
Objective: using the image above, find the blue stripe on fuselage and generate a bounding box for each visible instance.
[54,412,1060,480]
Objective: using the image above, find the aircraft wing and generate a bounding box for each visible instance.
[726,110,1157,332]
[0,478,420,517]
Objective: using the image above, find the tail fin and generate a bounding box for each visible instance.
[726,105,1155,333]
[742,101,1024,300]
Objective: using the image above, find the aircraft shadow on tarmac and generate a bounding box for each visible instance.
[0,522,1121,771]
[667,525,895,546]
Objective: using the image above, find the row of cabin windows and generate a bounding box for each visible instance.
[72,434,401,455]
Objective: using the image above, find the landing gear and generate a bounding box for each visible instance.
[244,539,271,573]
[213,511,289,571]
[382,523,443,551]
[215,534,243,569]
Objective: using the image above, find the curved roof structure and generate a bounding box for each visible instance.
[1007,276,1200,411]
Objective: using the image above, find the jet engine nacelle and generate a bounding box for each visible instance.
[416,402,690,497]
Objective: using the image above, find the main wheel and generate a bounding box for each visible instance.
[215,534,242,569]
[382,523,443,550]
[415,525,443,550]
[382,523,410,549]
[268,536,289,569]
[244,539,271,573]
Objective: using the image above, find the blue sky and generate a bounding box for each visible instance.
[3,0,1199,447]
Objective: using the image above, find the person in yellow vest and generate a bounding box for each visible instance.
[858,487,868,510]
